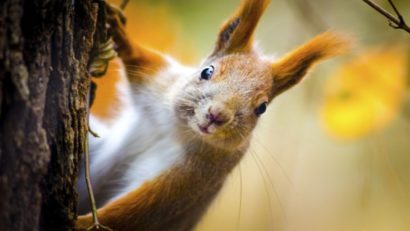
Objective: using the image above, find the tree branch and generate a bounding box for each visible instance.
[362,0,410,33]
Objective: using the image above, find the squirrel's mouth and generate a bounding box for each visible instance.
[196,118,221,135]
[197,123,211,134]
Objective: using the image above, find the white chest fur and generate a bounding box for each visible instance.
[77,59,194,214]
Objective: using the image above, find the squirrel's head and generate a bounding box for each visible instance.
[175,0,350,150]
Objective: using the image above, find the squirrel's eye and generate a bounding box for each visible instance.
[200,65,214,80]
[254,102,267,116]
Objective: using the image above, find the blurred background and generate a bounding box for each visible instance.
[98,0,410,230]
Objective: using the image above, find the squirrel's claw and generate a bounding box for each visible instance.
[88,38,117,78]
[85,223,113,231]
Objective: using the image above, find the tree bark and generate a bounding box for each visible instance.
[0,0,99,230]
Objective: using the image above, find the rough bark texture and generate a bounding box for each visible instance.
[0,0,99,230]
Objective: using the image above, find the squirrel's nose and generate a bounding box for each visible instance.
[206,106,231,126]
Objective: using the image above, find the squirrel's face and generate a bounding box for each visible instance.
[171,0,349,150]
[175,53,273,150]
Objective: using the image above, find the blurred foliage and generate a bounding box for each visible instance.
[321,46,408,139]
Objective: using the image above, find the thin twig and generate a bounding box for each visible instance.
[388,0,401,17]
[362,0,410,33]
[85,81,111,230]
[84,0,129,231]
[84,145,113,230]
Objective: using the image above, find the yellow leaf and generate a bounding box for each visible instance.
[321,46,408,140]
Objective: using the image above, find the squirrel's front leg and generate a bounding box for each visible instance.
[106,4,167,84]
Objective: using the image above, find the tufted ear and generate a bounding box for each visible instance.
[271,32,351,98]
[211,0,271,57]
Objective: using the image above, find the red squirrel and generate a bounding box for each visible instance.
[76,0,350,230]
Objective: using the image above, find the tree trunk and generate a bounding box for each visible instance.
[0,0,99,230]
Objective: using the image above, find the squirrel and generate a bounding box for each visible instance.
[76,0,350,230]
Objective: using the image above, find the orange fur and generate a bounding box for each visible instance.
[212,0,271,56]
[106,4,167,84]
[271,32,351,97]
[78,1,350,230]
[76,146,243,231]
[122,43,167,84]
[90,59,125,121]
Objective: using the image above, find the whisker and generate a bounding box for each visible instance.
[253,133,294,187]
[249,150,274,227]
[236,162,243,231]
[252,149,287,222]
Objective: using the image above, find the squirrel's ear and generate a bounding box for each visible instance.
[271,32,351,97]
[211,0,270,57]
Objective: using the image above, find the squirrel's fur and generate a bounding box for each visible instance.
[76,0,350,230]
